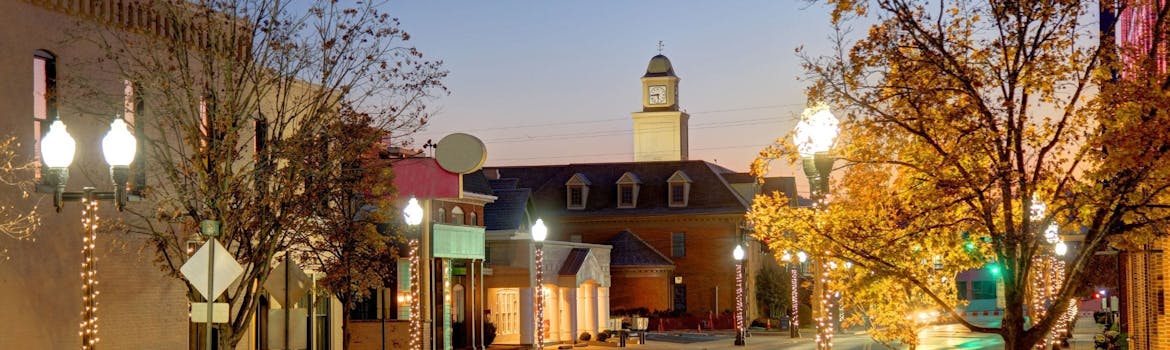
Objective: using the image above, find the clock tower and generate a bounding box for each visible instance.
[632,54,689,162]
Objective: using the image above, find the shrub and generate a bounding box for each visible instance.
[452,322,467,348]
[484,321,497,346]
[579,332,592,341]
[596,331,610,342]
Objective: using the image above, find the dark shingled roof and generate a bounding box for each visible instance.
[462,170,494,196]
[488,160,748,218]
[483,187,531,231]
[605,230,674,267]
[559,248,590,275]
[489,178,520,191]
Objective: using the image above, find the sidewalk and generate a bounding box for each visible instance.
[1067,314,1105,350]
[496,328,815,350]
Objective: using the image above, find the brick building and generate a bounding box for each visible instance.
[0,1,197,348]
[481,54,797,322]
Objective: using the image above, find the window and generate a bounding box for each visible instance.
[619,185,634,206]
[970,281,996,300]
[349,288,380,320]
[667,170,692,207]
[955,281,969,300]
[569,187,583,207]
[124,80,146,193]
[33,50,56,180]
[314,294,331,349]
[671,232,686,257]
[616,172,641,208]
[451,206,465,225]
[470,212,478,226]
[565,173,591,209]
[436,208,445,223]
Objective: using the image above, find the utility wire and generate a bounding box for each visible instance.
[417,103,804,138]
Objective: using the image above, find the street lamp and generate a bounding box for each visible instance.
[733,245,746,346]
[40,117,137,350]
[793,105,839,350]
[532,218,548,350]
[403,197,423,350]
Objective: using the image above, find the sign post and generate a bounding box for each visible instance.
[180,220,244,350]
[203,220,218,350]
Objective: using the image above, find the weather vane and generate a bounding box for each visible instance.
[657,40,664,54]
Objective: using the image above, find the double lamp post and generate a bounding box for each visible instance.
[39,117,138,350]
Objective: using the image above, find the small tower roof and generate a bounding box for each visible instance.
[643,54,676,77]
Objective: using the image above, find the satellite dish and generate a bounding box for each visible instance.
[435,133,487,174]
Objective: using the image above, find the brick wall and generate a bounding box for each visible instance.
[557,214,746,317]
[0,2,189,348]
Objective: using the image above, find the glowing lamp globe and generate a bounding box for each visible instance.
[780,251,792,262]
[1045,224,1060,244]
[1055,241,1068,256]
[1030,196,1047,220]
[792,105,840,157]
[403,197,423,226]
[101,118,137,167]
[41,120,76,168]
[796,251,808,263]
[732,245,745,261]
[532,219,548,242]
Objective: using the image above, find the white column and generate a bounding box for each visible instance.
[567,287,578,343]
[598,287,610,331]
[520,288,535,346]
[590,285,600,335]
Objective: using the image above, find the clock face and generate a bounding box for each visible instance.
[648,85,667,105]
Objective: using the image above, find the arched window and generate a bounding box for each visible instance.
[33,50,56,180]
[436,208,445,223]
[469,212,478,226]
[451,206,465,225]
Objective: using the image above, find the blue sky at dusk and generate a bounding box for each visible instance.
[387,1,838,176]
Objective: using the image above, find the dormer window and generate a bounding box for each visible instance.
[667,170,693,207]
[616,172,642,208]
[565,173,592,210]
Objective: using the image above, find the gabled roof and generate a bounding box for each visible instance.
[559,248,591,275]
[483,183,531,231]
[462,170,494,196]
[604,230,674,267]
[488,160,751,217]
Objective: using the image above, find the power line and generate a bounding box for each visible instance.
[417,103,804,138]
[483,114,799,144]
[488,143,773,163]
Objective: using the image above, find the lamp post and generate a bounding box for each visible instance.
[403,198,424,350]
[793,106,839,350]
[733,245,746,346]
[39,117,137,350]
[780,251,800,338]
[531,219,548,350]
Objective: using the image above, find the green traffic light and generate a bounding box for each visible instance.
[988,263,1001,276]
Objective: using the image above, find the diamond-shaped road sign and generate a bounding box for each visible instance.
[264,259,311,307]
[181,239,244,301]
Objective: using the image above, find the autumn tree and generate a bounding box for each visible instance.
[77,0,446,347]
[751,1,1170,349]
[755,265,791,321]
[294,110,401,347]
[0,136,41,261]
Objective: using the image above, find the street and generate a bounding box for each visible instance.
[557,323,1008,350]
